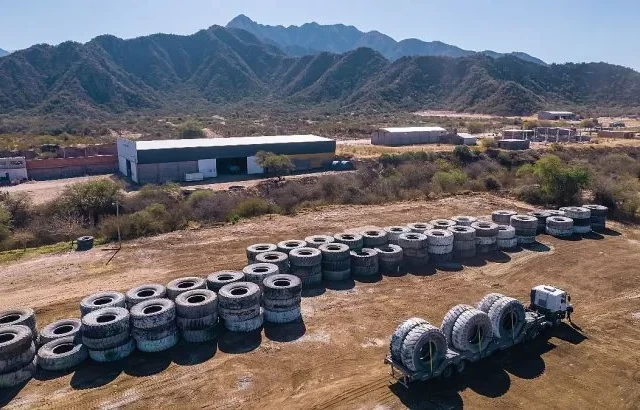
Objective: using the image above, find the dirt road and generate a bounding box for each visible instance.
[1,193,639,409]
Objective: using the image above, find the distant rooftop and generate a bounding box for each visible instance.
[380,127,447,133]
[504,129,534,132]
[131,135,331,151]
[540,111,574,115]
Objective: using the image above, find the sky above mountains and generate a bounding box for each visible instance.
[1,0,639,70]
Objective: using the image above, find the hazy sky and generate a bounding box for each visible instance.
[1,0,639,70]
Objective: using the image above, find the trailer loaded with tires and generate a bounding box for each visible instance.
[385,285,574,388]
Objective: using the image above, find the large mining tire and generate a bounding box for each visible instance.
[37,337,87,371]
[448,226,476,241]
[175,289,217,319]
[79,291,126,316]
[218,282,261,310]
[264,306,301,324]
[318,243,350,262]
[0,358,36,388]
[166,277,206,300]
[0,308,36,334]
[389,317,428,361]
[425,229,454,246]
[583,204,608,217]
[0,342,35,374]
[451,308,493,354]
[322,269,352,281]
[559,206,591,219]
[496,225,516,239]
[406,223,433,233]
[130,298,176,330]
[219,305,261,322]
[333,233,364,250]
[375,244,403,262]
[488,297,526,339]
[263,274,302,300]
[82,330,130,351]
[361,230,388,248]
[440,304,474,345]
[181,327,217,343]
[545,209,566,217]
[246,243,278,262]
[304,235,334,248]
[132,322,177,341]
[384,226,411,243]
[546,216,573,230]
[277,239,307,254]
[176,313,218,331]
[492,210,517,225]
[81,307,130,339]
[39,318,82,345]
[471,221,499,237]
[88,337,135,363]
[477,293,506,313]
[263,296,301,311]
[400,323,448,372]
[242,263,279,288]
[429,219,457,230]
[125,284,167,308]
[136,332,178,353]
[321,259,351,271]
[350,248,378,267]
[397,233,428,249]
[206,271,245,292]
[224,312,264,332]
[451,216,477,226]
[289,247,322,267]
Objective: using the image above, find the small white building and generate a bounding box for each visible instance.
[538,111,577,121]
[0,157,28,183]
[456,133,477,145]
[371,127,449,146]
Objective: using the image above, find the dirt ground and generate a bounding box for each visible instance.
[1,176,112,205]
[1,193,639,409]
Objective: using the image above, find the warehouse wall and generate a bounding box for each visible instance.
[288,153,334,170]
[372,131,448,146]
[26,156,118,180]
[136,161,198,184]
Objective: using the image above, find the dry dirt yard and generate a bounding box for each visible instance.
[1,193,639,409]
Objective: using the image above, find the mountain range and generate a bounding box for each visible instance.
[226,15,547,66]
[0,48,9,57]
[0,25,639,118]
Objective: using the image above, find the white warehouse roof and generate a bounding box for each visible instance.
[380,127,447,133]
[541,111,574,115]
[134,135,331,151]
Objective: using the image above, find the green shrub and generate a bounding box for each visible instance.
[530,154,590,206]
[591,175,640,220]
[227,197,279,221]
[432,170,467,193]
[480,138,497,149]
[453,145,477,163]
[60,179,120,225]
[516,185,545,205]
[0,206,11,242]
[484,176,501,191]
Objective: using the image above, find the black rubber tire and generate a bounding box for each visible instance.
[289,247,322,267]
[130,298,175,330]
[390,318,428,361]
[429,219,457,229]
[488,297,526,339]
[136,332,178,353]
[263,296,301,311]
[440,304,474,345]
[448,226,476,241]
[80,291,126,316]
[333,233,364,250]
[125,284,167,308]
[0,325,33,360]
[361,229,388,248]
[166,277,206,300]
[496,225,516,239]
[374,244,403,262]
[224,312,264,332]
[218,282,261,310]
[451,216,477,226]
[384,226,411,243]
[321,259,351,271]
[88,337,135,363]
[559,206,591,219]
[318,243,350,261]
[181,327,217,343]
[406,223,433,233]
[246,243,278,262]
[425,229,454,246]
[397,233,428,249]
[0,308,36,334]
[82,330,131,350]
[206,271,245,291]
[322,269,352,281]
[350,248,378,267]
[304,235,335,248]
[471,221,499,237]
[175,289,217,319]
[132,323,177,341]
[0,358,35,388]
[583,204,608,217]
[451,308,493,353]
[39,318,82,345]
[263,274,302,300]
[400,323,447,372]
[37,337,87,371]
[277,239,307,254]
[263,307,301,324]
[352,265,379,277]
[176,313,218,331]
[81,307,130,339]
[0,342,35,373]
[219,305,261,322]
[510,215,539,230]
[492,210,517,225]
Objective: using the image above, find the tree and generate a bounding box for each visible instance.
[0,206,11,242]
[178,121,205,139]
[528,154,590,206]
[255,151,296,180]
[61,180,121,226]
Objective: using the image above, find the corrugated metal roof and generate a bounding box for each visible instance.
[134,135,331,151]
[380,127,447,133]
[457,133,476,138]
[541,111,574,115]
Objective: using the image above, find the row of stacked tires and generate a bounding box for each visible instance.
[0,267,303,388]
[390,291,527,374]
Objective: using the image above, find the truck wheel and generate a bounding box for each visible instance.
[456,360,467,373]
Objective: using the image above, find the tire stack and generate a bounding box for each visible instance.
[451,216,477,227]
[448,226,476,260]
[406,223,433,234]
[397,233,429,266]
[334,233,364,251]
[246,243,278,264]
[175,290,218,343]
[82,307,135,362]
[79,291,126,317]
[125,284,167,309]
[383,226,411,245]
[560,207,592,234]
[255,252,290,275]
[496,225,518,250]
[263,275,303,324]
[0,308,37,344]
[374,245,404,275]
[361,229,388,249]
[528,210,552,234]
[583,205,608,232]
[471,221,499,254]
[546,216,574,237]
[130,298,178,351]
[218,282,263,332]
[425,229,454,264]
[350,248,379,279]
[0,325,37,388]
[430,219,457,230]
[390,319,447,375]
[304,235,334,249]
[319,243,351,281]
[206,271,245,292]
[39,318,82,346]
[510,215,539,244]
[492,210,517,225]
[277,239,307,255]
[242,263,279,290]
[289,247,322,287]
[166,277,207,301]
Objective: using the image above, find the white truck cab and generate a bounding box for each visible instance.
[530,285,573,321]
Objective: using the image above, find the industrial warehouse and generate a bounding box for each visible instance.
[117,135,336,184]
[371,126,450,146]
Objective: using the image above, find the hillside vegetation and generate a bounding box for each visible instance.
[0,26,639,118]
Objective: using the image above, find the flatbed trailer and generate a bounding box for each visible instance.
[385,310,558,388]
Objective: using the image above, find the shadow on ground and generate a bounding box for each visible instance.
[264,318,306,342]
[0,382,28,408]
